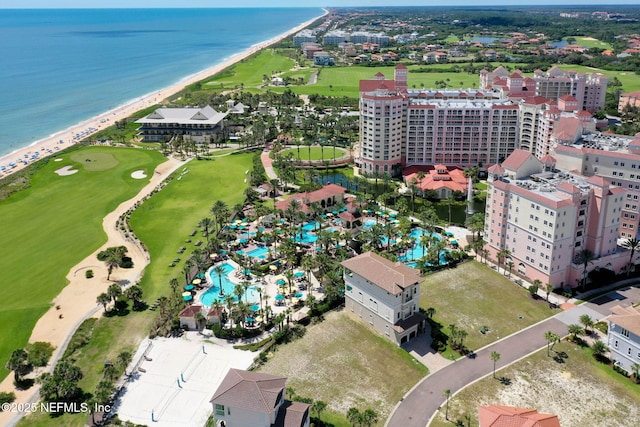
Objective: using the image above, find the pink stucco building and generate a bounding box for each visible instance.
[485,149,628,289]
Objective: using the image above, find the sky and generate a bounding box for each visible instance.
[0,0,638,8]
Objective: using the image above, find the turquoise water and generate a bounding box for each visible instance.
[246,246,269,259]
[202,263,259,306]
[398,228,448,265]
[0,8,323,157]
[294,231,318,243]
[363,219,378,229]
[302,222,320,231]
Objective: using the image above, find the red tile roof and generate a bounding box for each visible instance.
[404,166,468,193]
[478,405,561,427]
[341,251,421,295]
[178,305,202,318]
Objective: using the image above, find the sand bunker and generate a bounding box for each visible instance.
[131,170,147,179]
[55,165,78,176]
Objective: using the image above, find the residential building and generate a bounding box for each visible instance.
[349,31,389,46]
[485,149,627,288]
[478,405,561,427]
[293,29,316,47]
[178,305,203,330]
[301,42,322,59]
[607,305,640,374]
[322,30,348,46]
[553,134,640,238]
[210,368,310,427]
[341,251,426,345]
[313,51,334,66]
[358,66,517,174]
[618,90,640,113]
[136,105,227,143]
[481,65,608,113]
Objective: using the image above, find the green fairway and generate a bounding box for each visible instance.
[281,146,348,161]
[569,36,613,50]
[130,154,252,299]
[0,146,165,381]
[203,49,296,89]
[69,151,119,171]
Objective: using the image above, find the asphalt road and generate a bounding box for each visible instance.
[386,284,640,427]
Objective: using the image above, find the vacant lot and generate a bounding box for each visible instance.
[256,310,428,424]
[430,340,640,427]
[420,261,555,351]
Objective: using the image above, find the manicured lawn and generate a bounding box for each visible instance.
[420,261,555,352]
[430,340,640,427]
[569,36,613,50]
[202,49,295,89]
[256,310,428,425]
[20,153,253,427]
[280,146,348,161]
[130,154,253,300]
[0,146,164,381]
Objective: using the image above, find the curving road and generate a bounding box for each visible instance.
[386,284,640,427]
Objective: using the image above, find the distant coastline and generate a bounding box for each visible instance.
[0,8,326,178]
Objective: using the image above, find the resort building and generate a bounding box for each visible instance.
[210,368,310,427]
[485,149,627,289]
[275,184,346,214]
[607,305,640,374]
[481,65,608,113]
[553,134,640,239]
[478,405,561,427]
[293,29,316,47]
[358,66,517,175]
[403,165,469,199]
[341,251,426,345]
[322,30,348,46]
[136,105,227,143]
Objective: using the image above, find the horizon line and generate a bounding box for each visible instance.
[1,4,639,9]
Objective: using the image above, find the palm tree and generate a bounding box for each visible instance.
[622,237,640,276]
[210,200,230,233]
[579,314,594,334]
[224,295,235,330]
[591,340,608,361]
[443,389,451,420]
[568,324,584,342]
[631,362,640,384]
[6,349,30,383]
[544,331,560,356]
[496,248,511,274]
[104,252,122,281]
[169,278,179,297]
[362,409,378,427]
[545,283,554,303]
[213,265,226,296]
[574,248,596,290]
[490,351,500,379]
[199,217,214,246]
[506,261,514,278]
[97,293,110,311]
[124,285,143,308]
[107,283,122,304]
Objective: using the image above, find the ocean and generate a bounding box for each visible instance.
[0,8,323,157]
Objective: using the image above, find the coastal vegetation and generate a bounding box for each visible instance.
[0,146,164,382]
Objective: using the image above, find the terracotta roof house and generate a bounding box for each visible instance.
[341,252,425,345]
[403,165,468,199]
[275,184,347,215]
[478,405,561,427]
[178,305,204,330]
[210,369,310,427]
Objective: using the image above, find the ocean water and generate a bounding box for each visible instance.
[0,8,323,157]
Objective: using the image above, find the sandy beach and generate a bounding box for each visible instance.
[0,11,326,426]
[0,9,326,180]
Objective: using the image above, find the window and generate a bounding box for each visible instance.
[621,327,631,338]
[215,404,225,416]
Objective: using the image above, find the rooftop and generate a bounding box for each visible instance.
[478,404,561,427]
[341,251,421,295]
[210,368,286,414]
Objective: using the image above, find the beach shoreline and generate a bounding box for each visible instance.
[0,9,327,179]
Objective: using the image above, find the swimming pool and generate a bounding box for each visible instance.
[201,263,260,306]
[246,246,269,259]
[302,221,320,231]
[294,231,318,243]
[363,219,378,229]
